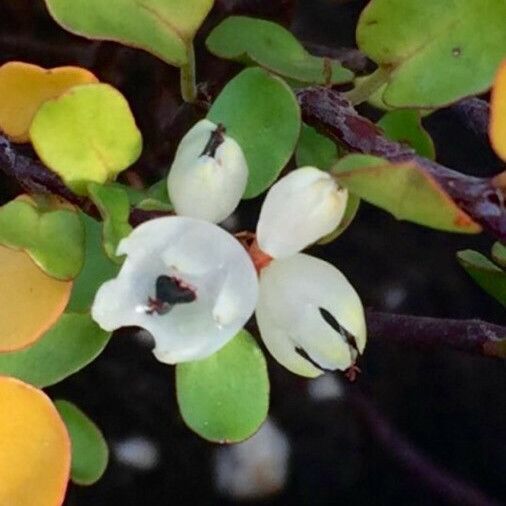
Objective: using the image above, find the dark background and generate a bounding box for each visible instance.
[0,1,505,505]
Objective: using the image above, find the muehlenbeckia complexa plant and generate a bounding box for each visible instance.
[0,0,505,504]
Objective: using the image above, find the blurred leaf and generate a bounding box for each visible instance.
[88,183,132,263]
[55,400,109,486]
[377,110,435,159]
[135,179,173,211]
[207,16,353,84]
[489,60,506,161]
[44,0,214,67]
[0,245,72,352]
[457,250,506,306]
[333,154,481,233]
[492,242,506,268]
[296,124,340,170]
[176,330,269,442]
[0,313,111,388]
[318,193,360,244]
[0,196,84,280]
[30,83,142,195]
[208,67,300,198]
[357,0,506,107]
[0,377,70,506]
[67,213,120,312]
[0,61,97,143]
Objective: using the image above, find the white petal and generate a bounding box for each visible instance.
[256,167,348,258]
[92,216,258,363]
[168,119,248,223]
[256,254,366,377]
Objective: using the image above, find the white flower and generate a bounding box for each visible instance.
[255,253,366,378]
[168,119,248,223]
[256,167,348,258]
[91,216,258,364]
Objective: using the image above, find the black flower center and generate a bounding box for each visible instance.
[200,123,226,158]
[146,275,197,315]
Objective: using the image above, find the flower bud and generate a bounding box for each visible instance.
[255,253,366,378]
[92,216,258,364]
[168,119,248,223]
[256,167,348,258]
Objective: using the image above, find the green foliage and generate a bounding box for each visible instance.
[0,197,84,280]
[0,313,111,387]
[492,242,506,268]
[296,124,341,170]
[208,67,301,198]
[176,330,269,442]
[377,110,435,159]
[55,400,109,486]
[44,0,213,67]
[67,213,120,312]
[207,16,353,85]
[457,250,506,306]
[88,183,132,263]
[333,154,481,233]
[30,84,142,195]
[357,0,506,107]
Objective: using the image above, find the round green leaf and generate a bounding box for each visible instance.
[377,110,435,160]
[0,313,111,388]
[44,0,214,67]
[492,242,506,268]
[0,197,84,280]
[457,250,506,306]
[208,67,300,198]
[207,16,353,85]
[333,154,481,234]
[55,400,109,486]
[30,84,142,196]
[67,213,120,313]
[296,124,341,171]
[357,0,506,107]
[176,330,269,443]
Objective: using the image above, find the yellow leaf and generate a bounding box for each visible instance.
[0,246,72,352]
[490,59,506,161]
[0,376,71,506]
[0,61,97,143]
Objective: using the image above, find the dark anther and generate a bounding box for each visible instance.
[146,275,196,315]
[319,307,360,354]
[201,123,226,157]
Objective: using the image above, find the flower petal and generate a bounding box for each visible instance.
[256,167,348,258]
[168,119,248,223]
[92,217,258,363]
[256,254,366,377]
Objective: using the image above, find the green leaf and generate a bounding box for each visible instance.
[357,0,506,107]
[88,183,132,263]
[44,0,214,67]
[176,330,269,443]
[457,250,506,306]
[296,124,341,170]
[55,400,109,486]
[207,16,353,85]
[0,313,111,388]
[318,193,360,244]
[333,154,481,233]
[492,242,506,268]
[67,213,120,312]
[0,197,84,280]
[377,110,435,159]
[208,67,300,198]
[30,83,142,196]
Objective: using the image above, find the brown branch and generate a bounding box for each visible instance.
[449,97,490,140]
[366,310,506,359]
[297,87,506,241]
[348,392,503,506]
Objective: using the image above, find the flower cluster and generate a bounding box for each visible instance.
[92,120,366,377]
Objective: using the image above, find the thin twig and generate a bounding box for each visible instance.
[366,311,506,359]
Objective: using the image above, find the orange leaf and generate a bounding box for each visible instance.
[0,61,97,143]
[0,376,71,506]
[490,60,506,161]
[0,246,72,352]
